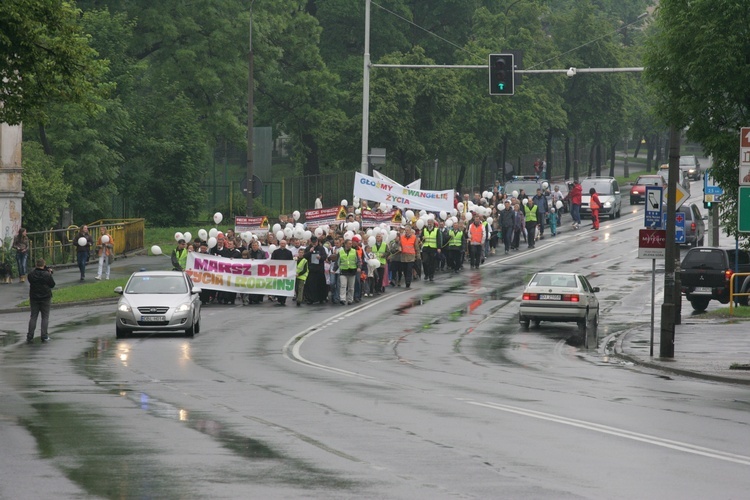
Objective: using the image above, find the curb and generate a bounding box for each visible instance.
[0,297,119,315]
[613,326,750,386]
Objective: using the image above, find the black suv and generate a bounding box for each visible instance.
[681,247,750,311]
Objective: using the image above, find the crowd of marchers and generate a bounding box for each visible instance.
[166,182,585,307]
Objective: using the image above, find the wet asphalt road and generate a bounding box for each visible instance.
[2,183,750,498]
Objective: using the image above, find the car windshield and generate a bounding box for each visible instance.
[679,158,697,167]
[504,181,541,197]
[581,180,612,194]
[126,276,188,294]
[636,176,662,185]
[530,273,578,288]
[682,250,725,269]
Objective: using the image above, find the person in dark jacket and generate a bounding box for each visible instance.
[499,200,515,254]
[271,239,294,306]
[27,258,55,344]
[74,225,93,280]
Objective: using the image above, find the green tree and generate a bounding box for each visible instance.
[0,0,107,125]
[644,0,750,242]
[21,142,71,231]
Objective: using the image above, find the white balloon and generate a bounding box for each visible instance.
[303,230,312,240]
[293,210,300,221]
[294,228,304,239]
[556,200,564,210]
[366,229,373,236]
[373,227,381,236]
[445,219,454,228]
[487,217,494,226]
[272,223,281,234]
[183,232,192,242]
[276,230,285,241]
[405,210,415,220]
[207,237,217,249]
[243,232,253,242]
[251,234,258,241]
[451,216,458,223]
[284,227,294,238]
[439,211,447,220]
[464,211,472,221]
[416,219,425,230]
[368,236,376,247]
[209,228,218,238]
[101,235,110,244]
[150,245,162,255]
[341,199,348,206]
[344,231,353,241]
[174,232,184,242]
[522,198,529,205]
[389,230,398,241]
[512,190,519,198]
[355,208,361,215]
[269,244,277,253]
[78,237,88,247]
[451,208,458,217]
[352,221,360,231]
[314,227,323,237]
[213,212,223,224]
[419,210,426,217]
[198,229,208,240]
[286,223,293,229]
[456,203,464,211]
[368,258,381,269]
[542,181,549,190]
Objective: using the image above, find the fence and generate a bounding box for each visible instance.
[2,219,145,273]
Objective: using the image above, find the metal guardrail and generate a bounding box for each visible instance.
[729,272,750,315]
[2,219,145,272]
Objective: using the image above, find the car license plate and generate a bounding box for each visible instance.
[140,315,166,322]
[539,294,562,300]
[693,287,711,294]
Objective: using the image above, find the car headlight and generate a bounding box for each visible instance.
[631,190,637,195]
[603,201,612,208]
[688,169,696,173]
[176,303,191,312]
[118,303,131,313]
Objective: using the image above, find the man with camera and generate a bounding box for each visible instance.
[27,258,55,344]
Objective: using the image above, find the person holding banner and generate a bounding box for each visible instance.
[271,240,294,306]
[246,240,266,304]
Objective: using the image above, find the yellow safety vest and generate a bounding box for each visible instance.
[449,230,463,248]
[338,248,358,271]
[524,204,538,223]
[422,227,439,249]
[373,242,388,265]
[296,258,309,281]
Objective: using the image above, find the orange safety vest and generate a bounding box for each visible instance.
[469,223,484,244]
[399,234,417,254]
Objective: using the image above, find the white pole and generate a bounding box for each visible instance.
[360,0,372,174]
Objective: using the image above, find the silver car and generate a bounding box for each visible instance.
[114,271,202,338]
[518,272,599,333]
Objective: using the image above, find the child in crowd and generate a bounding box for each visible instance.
[547,207,558,236]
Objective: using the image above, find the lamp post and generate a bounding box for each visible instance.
[246,0,256,215]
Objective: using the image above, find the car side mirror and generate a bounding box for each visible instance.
[114,286,123,295]
[192,287,202,294]
[592,287,600,293]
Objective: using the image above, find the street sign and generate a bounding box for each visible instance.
[663,182,690,210]
[739,186,750,233]
[661,212,686,243]
[644,186,663,228]
[705,185,724,195]
[741,127,750,185]
[638,229,666,259]
[704,168,723,196]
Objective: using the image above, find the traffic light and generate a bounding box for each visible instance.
[704,199,713,210]
[489,54,514,95]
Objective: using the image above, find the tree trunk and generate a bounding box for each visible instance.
[573,136,579,180]
[595,141,602,177]
[609,142,616,177]
[301,133,320,176]
[545,129,553,180]
[38,124,52,155]
[588,143,595,177]
[564,135,571,180]
[646,138,654,172]
[634,134,643,158]
[479,156,487,191]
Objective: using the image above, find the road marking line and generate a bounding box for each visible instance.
[468,400,750,466]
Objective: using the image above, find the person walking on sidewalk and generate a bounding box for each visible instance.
[12,227,29,283]
[569,180,582,229]
[74,226,94,281]
[27,258,55,344]
[96,227,115,280]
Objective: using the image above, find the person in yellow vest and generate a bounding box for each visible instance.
[372,233,388,294]
[295,248,309,307]
[399,225,418,288]
[420,218,442,282]
[468,213,486,269]
[171,239,188,271]
[524,198,539,248]
[338,238,360,305]
[447,222,465,273]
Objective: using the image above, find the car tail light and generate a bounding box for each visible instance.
[562,294,579,302]
[523,293,538,301]
[725,269,734,282]
[691,222,696,231]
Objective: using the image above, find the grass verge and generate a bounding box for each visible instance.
[19,277,129,307]
[702,306,750,319]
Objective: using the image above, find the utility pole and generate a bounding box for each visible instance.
[246,0,256,215]
[360,0,372,175]
[660,126,680,357]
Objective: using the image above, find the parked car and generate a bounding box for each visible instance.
[680,248,750,311]
[678,203,705,247]
[629,175,666,205]
[580,177,622,220]
[503,175,548,201]
[679,155,702,181]
[114,271,202,338]
[658,164,692,193]
[519,272,600,335]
